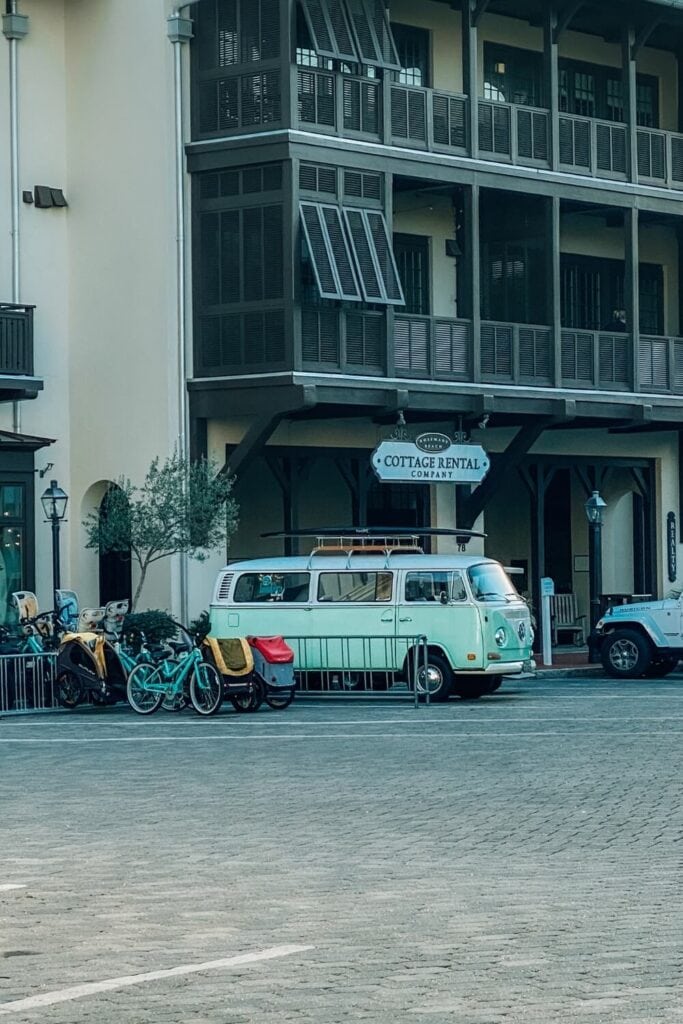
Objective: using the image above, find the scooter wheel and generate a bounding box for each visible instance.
[56,671,84,709]
[264,688,295,710]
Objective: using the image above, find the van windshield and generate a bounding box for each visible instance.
[468,563,519,603]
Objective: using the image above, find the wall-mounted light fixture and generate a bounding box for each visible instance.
[32,186,68,209]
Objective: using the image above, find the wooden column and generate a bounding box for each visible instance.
[463,183,481,381]
[462,0,479,160]
[546,195,562,386]
[625,206,640,391]
[543,4,560,171]
[623,26,638,184]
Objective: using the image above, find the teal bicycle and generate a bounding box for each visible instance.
[126,626,223,717]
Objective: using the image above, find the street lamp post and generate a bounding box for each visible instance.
[584,490,607,646]
[40,479,68,603]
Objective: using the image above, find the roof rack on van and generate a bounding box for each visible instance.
[261,527,487,569]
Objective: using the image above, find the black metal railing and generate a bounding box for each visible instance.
[0,303,34,375]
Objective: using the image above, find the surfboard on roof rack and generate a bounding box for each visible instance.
[261,527,486,559]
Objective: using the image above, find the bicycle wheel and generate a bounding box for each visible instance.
[265,688,295,710]
[56,671,84,709]
[189,662,223,716]
[126,663,164,715]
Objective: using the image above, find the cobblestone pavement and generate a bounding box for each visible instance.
[1,676,683,1023]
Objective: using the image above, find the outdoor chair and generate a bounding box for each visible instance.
[549,593,586,647]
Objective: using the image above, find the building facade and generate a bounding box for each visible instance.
[3,0,683,629]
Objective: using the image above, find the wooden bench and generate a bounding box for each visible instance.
[549,593,586,647]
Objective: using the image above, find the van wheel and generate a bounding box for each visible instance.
[408,652,452,702]
[451,677,490,700]
[601,629,653,678]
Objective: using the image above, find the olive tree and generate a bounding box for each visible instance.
[85,453,238,610]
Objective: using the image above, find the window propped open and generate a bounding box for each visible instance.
[300,0,358,62]
[300,202,362,301]
[301,202,404,306]
[299,0,400,70]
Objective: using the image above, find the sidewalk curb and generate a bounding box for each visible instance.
[523,666,604,680]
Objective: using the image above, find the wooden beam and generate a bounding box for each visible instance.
[471,0,491,27]
[631,15,664,60]
[459,419,552,528]
[224,388,317,478]
[553,0,583,42]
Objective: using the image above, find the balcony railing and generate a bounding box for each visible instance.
[300,310,683,396]
[295,74,683,194]
[0,304,34,376]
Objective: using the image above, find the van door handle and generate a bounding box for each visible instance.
[399,616,412,623]
[380,613,393,622]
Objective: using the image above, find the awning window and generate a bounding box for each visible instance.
[301,201,405,306]
[299,0,400,70]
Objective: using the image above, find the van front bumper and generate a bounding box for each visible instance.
[463,660,529,676]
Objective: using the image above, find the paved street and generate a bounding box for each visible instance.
[1,677,683,1023]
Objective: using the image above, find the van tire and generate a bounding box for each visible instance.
[451,677,492,700]
[408,651,452,702]
[601,629,653,678]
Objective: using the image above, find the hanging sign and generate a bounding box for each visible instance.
[371,432,490,483]
[667,511,677,582]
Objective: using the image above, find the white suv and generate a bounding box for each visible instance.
[595,595,683,678]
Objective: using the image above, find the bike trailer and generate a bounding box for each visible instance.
[248,636,295,689]
[202,636,253,691]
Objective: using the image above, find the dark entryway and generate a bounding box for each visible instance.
[98,486,132,605]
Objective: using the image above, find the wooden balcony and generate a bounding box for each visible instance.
[300,309,683,397]
[0,304,34,376]
[295,73,683,193]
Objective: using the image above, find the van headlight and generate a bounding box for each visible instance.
[494,627,507,647]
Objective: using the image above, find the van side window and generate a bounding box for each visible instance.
[405,571,467,602]
[318,572,393,603]
[233,572,310,603]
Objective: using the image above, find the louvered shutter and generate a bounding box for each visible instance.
[672,137,683,183]
[300,0,358,61]
[300,164,318,191]
[561,332,594,384]
[391,87,408,138]
[217,0,239,66]
[517,109,533,160]
[263,206,283,300]
[519,328,551,382]
[301,308,340,364]
[408,90,427,141]
[478,104,494,152]
[365,211,404,304]
[344,171,363,198]
[674,341,683,391]
[222,314,243,365]
[343,79,361,132]
[346,312,384,368]
[264,310,285,362]
[300,202,341,299]
[365,0,400,69]
[434,321,470,377]
[320,205,362,300]
[640,338,669,390]
[559,117,573,164]
[344,209,384,302]
[393,317,428,373]
[493,105,511,155]
[344,0,381,64]
[481,324,512,378]
[220,210,241,303]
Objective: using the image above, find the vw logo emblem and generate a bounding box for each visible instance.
[518,622,526,643]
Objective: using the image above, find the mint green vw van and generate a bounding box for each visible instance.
[210,550,534,700]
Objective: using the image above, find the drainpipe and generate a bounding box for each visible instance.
[167,1,198,624]
[2,0,29,435]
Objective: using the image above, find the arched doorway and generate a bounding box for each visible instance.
[99,485,132,605]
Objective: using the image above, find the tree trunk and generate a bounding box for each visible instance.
[131,563,149,612]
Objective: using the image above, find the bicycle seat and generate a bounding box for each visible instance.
[166,640,190,655]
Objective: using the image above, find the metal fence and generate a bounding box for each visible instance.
[0,653,59,714]
[286,634,429,704]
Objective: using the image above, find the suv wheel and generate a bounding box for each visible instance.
[601,629,653,678]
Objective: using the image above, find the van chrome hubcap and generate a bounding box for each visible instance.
[609,638,639,671]
[417,665,443,694]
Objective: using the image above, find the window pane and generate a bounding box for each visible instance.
[392,23,429,88]
[234,572,310,602]
[0,526,24,623]
[468,563,519,601]
[0,486,24,520]
[318,571,393,602]
[484,44,543,107]
[405,572,450,602]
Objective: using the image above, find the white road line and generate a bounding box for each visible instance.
[0,944,313,1016]
[1,729,683,743]
[0,884,26,892]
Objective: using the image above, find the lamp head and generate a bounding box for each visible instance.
[41,479,68,522]
[584,490,607,526]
